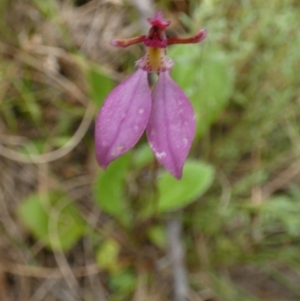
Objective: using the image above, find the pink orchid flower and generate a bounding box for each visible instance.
[95,11,206,179]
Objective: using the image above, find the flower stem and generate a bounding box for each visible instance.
[166,212,189,301]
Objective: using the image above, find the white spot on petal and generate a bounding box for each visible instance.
[134,125,139,131]
[139,108,145,114]
[155,151,166,159]
[183,138,188,145]
[149,143,156,152]
[111,144,124,156]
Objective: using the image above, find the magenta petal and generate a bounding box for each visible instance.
[146,72,196,179]
[147,11,170,30]
[95,69,151,168]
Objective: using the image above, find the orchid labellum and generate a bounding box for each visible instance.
[95,11,206,179]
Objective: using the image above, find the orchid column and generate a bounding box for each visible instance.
[95,11,206,179]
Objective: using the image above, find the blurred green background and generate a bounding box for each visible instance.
[1,0,300,300]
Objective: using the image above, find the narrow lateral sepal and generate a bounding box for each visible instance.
[146,71,196,179]
[95,69,152,168]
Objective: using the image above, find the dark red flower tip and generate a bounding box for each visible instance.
[147,11,170,30]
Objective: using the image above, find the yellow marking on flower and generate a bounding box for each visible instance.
[136,46,173,72]
[147,47,165,72]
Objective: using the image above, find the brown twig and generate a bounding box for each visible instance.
[0,261,100,278]
[0,42,95,164]
[0,102,93,163]
[262,161,300,199]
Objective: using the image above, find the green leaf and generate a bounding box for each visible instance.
[17,136,71,156]
[147,225,167,248]
[96,239,120,273]
[259,196,300,237]
[31,0,60,18]
[88,67,114,108]
[109,270,137,293]
[93,154,131,225]
[133,143,154,168]
[17,192,85,251]
[13,79,42,125]
[169,45,234,139]
[18,138,47,155]
[157,160,214,212]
